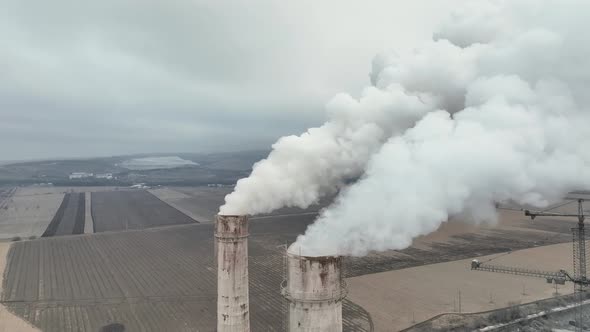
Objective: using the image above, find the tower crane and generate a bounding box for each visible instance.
[471,198,589,331]
[524,199,588,291]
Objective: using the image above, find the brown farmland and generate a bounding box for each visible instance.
[0,187,583,331]
[0,242,40,332]
[348,243,575,331]
[149,187,232,222]
[0,216,372,331]
[151,186,331,223]
[91,190,196,232]
[0,187,64,239]
[0,187,16,210]
[42,193,85,237]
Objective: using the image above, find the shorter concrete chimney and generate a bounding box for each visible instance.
[281,244,347,332]
[216,215,250,332]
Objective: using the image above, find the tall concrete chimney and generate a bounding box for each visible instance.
[215,215,250,332]
[281,245,347,332]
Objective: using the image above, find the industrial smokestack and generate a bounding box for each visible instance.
[281,244,347,332]
[215,215,250,332]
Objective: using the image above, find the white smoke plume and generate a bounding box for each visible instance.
[223,0,590,256]
[220,40,478,215]
[220,72,438,214]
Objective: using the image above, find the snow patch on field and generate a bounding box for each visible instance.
[120,156,198,170]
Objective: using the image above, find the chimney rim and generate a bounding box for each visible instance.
[216,214,249,218]
[287,243,340,258]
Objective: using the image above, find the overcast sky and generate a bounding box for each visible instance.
[1,0,466,161]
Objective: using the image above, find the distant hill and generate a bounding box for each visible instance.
[0,150,269,186]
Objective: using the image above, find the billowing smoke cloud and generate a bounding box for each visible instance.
[220,76,437,214]
[223,0,590,256]
[220,41,478,215]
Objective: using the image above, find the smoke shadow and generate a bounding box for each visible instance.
[99,323,126,332]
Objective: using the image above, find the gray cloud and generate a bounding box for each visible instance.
[0,0,464,160]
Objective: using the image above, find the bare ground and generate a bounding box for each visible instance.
[0,188,64,239]
[17,187,121,195]
[347,239,576,331]
[150,187,232,222]
[0,217,372,331]
[91,190,196,232]
[148,188,206,222]
[41,192,85,237]
[0,242,39,332]
[348,206,575,331]
[152,186,331,223]
[84,192,93,234]
[0,189,582,331]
